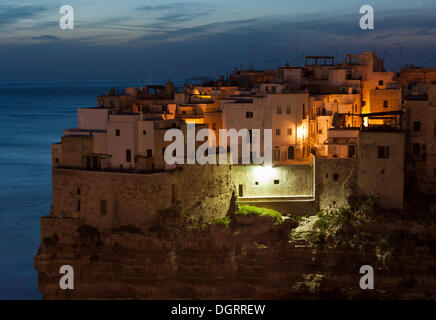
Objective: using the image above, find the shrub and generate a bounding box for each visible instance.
[236,205,282,223]
[212,216,231,227]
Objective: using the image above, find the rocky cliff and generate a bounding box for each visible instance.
[34,198,436,300]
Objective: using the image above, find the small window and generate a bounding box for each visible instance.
[413,121,421,132]
[379,80,384,86]
[286,105,291,114]
[255,181,259,185]
[76,200,81,212]
[383,100,389,108]
[146,149,152,157]
[238,184,244,197]
[277,105,282,115]
[115,129,120,136]
[246,112,253,118]
[143,130,147,135]
[55,158,59,164]
[377,146,390,159]
[126,149,132,162]
[333,174,339,182]
[413,143,420,155]
[274,180,280,185]
[287,128,292,136]
[77,188,81,196]
[100,200,107,215]
[276,129,281,136]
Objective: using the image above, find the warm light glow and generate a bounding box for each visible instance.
[363,117,369,127]
[185,118,205,124]
[297,125,307,140]
[253,165,277,182]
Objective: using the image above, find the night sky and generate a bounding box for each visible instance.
[1,0,436,80]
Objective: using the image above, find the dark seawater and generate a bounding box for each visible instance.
[0,80,161,299]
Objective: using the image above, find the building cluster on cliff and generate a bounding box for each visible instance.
[50,52,436,225]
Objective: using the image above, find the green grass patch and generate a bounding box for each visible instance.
[236,205,282,223]
[212,216,231,227]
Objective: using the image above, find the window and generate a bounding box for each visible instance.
[248,129,252,143]
[100,200,107,215]
[55,158,59,164]
[302,104,306,119]
[413,143,420,155]
[115,129,120,136]
[143,130,147,135]
[377,146,390,159]
[379,80,384,86]
[146,149,152,157]
[212,123,217,130]
[172,184,178,203]
[276,129,281,136]
[333,174,339,182]
[76,200,81,212]
[383,100,389,108]
[413,121,421,132]
[348,145,356,158]
[255,181,259,185]
[77,188,81,196]
[271,86,276,93]
[273,149,280,162]
[277,105,282,114]
[246,111,253,118]
[287,128,292,136]
[288,146,294,160]
[238,184,244,197]
[126,149,132,162]
[286,105,291,114]
[274,180,280,185]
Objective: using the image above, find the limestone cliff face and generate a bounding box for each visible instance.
[35,212,436,300]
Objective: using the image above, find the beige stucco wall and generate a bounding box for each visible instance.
[51,164,235,232]
[357,132,405,209]
[232,164,313,198]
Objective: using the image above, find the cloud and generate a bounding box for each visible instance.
[0,4,49,28]
[30,35,59,41]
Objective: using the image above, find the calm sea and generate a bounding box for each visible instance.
[0,80,166,299]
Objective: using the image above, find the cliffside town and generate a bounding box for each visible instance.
[35,52,436,299]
